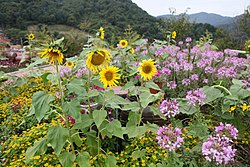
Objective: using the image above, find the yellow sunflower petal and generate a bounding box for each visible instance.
[86,49,111,73]
[99,66,120,89]
[138,59,157,81]
[119,40,128,48]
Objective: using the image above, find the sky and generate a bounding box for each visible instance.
[131,0,250,17]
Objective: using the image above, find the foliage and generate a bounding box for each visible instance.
[0,28,250,167]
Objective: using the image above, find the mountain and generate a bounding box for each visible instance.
[0,0,161,40]
[157,12,237,27]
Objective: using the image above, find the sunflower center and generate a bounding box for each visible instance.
[49,51,60,58]
[105,71,113,81]
[142,65,152,74]
[91,52,105,65]
[121,42,126,46]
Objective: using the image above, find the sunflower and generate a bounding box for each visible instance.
[28,33,35,40]
[39,48,64,64]
[99,27,105,39]
[119,40,128,48]
[138,59,157,81]
[86,49,112,73]
[99,66,120,89]
[172,31,177,39]
[66,61,74,68]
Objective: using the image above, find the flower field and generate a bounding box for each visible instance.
[0,29,250,167]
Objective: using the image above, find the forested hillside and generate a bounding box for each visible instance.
[0,0,161,39]
[0,0,249,52]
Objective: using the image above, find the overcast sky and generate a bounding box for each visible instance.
[131,0,250,17]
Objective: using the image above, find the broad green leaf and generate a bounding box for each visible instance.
[107,120,124,139]
[122,81,135,90]
[93,109,107,128]
[178,100,198,115]
[132,150,146,159]
[127,126,147,138]
[59,152,76,167]
[145,80,161,90]
[149,106,166,120]
[87,89,100,97]
[26,138,47,163]
[62,99,81,122]
[105,154,117,167]
[202,86,224,103]
[122,102,140,112]
[229,84,250,99]
[86,130,98,156]
[47,73,60,86]
[41,72,51,85]
[99,120,112,138]
[72,114,93,131]
[67,78,86,95]
[32,91,55,122]
[76,152,91,167]
[140,92,155,108]
[232,79,245,87]
[126,111,140,127]
[47,125,69,155]
[71,130,83,147]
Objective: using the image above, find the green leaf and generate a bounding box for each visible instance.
[149,106,166,120]
[140,92,155,108]
[145,80,161,90]
[47,125,69,155]
[62,99,81,122]
[72,114,93,131]
[126,111,140,127]
[67,78,87,95]
[71,130,83,147]
[127,126,147,138]
[76,152,91,167]
[229,84,250,99]
[99,120,113,138]
[107,120,124,139]
[178,100,198,115]
[122,102,140,112]
[132,150,146,159]
[59,152,76,167]
[93,109,107,128]
[86,130,98,156]
[87,89,100,97]
[41,72,51,85]
[202,86,224,103]
[47,73,60,86]
[32,91,55,122]
[122,81,135,90]
[26,138,47,163]
[105,154,117,167]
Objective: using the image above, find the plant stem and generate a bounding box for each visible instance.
[212,85,232,95]
[55,62,75,152]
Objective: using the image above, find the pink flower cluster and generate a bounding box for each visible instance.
[215,122,238,139]
[159,99,179,118]
[202,123,238,165]
[202,134,236,165]
[186,89,206,106]
[156,125,184,152]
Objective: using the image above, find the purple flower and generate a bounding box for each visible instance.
[167,81,177,89]
[215,122,238,140]
[60,67,72,77]
[185,37,192,43]
[182,78,191,86]
[162,67,172,75]
[156,125,184,152]
[203,79,209,84]
[202,134,236,165]
[134,75,140,80]
[159,99,179,118]
[186,89,206,106]
[190,74,199,81]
